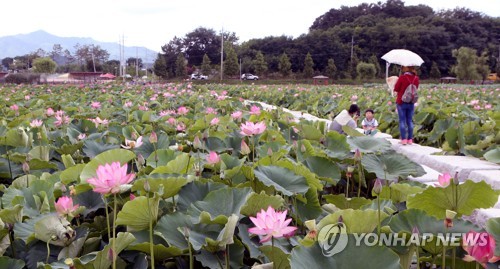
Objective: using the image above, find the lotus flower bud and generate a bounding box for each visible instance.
[240,140,251,155]
[22,162,30,174]
[144,180,151,192]
[149,131,157,144]
[267,147,273,156]
[300,144,306,153]
[354,149,362,161]
[373,178,383,195]
[453,171,459,185]
[193,136,202,150]
[412,226,420,235]
[444,210,457,228]
[338,215,344,223]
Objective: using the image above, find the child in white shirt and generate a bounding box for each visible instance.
[362,109,378,135]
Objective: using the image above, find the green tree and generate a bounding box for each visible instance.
[253,51,268,75]
[224,43,239,77]
[368,55,381,78]
[153,54,168,79]
[429,61,441,79]
[303,52,314,78]
[201,54,211,75]
[496,60,500,81]
[356,62,376,79]
[1,57,13,70]
[175,53,187,78]
[476,50,490,82]
[279,52,292,77]
[452,47,480,81]
[32,57,57,73]
[325,58,337,79]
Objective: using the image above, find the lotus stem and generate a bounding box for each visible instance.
[104,198,111,241]
[225,245,230,269]
[416,246,420,269]
[46,237,51,264]
[112,194,117,269]
[476,262,480,269]
[377,195,381,237]
[442,245,446,269]
[189,241,194,269]
[147,194,155,269]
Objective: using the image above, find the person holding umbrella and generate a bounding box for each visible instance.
[381,49,424,145]
[393,66,419,145]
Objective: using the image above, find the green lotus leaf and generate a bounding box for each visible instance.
[299,124,322,141]
[28,158,58,171]
[486,218,500,255]
[188,187,252,224]
[407,180,497,219]
[323,194,371,210]
[155,212,192,249]
[317,209,388,234]
[60,163,85,185]
[254,165,309,196]
[0,257,25,269]
[145,149,181,168]
[290,239,400,269]
[296,187,322,222]
[303,156,341,183]
[92,232,135,269]
[116,195,160,232]
[150,153,192,174]
[132,174,190,199]
[29,146,50,161]
[135,133,170,159]
[341,125,364,137]
[80,148,136,183]
[276,159,324,190]
[176,181,227,212]
[375,183,425,203]
[73,190,104,217]
[127,243,183,260]
[195,239,245,268]
[260,245,291,269]
[361,199,398,215]
[484,148,500,164]
[347,136,392,153]
[34,214,76,246]
[241,191,285,216]
[324,131,350,159]
[82,140,120,159]
[0,204,23,225]
[361,152,425,180]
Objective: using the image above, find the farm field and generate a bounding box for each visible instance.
[0,82,498,268]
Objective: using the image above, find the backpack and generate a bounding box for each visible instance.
[401,76,418,103]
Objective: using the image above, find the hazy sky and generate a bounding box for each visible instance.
[1,0,498,52]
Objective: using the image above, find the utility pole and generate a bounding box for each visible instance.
[239,58,242,81]
[220,28,224,81]
[135,47,138,78]
[91,45,96,73]
[350,36,354,64]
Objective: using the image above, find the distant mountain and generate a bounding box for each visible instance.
[0,30,158,62]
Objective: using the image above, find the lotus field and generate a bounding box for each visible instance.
[0,82,498,269]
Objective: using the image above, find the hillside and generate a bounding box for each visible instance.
[0,30,157,61]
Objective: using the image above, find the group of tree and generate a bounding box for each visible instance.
[1,44,149,77]
[154,0,499,80]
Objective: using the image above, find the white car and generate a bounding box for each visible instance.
[191,73,208,80]
[241,73,259,80]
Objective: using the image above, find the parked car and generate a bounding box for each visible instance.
[190,73,208,80]
[241,73,259,80]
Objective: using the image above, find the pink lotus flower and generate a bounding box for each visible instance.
[435,173,451,188]
[10,104,19,111]
[249,105,261,115]
[46,107,55,116]
[176,122,186,132]
[387,101,393,105]
[470,100,480,105]
[248,206,298,243]
[484,104,492,109]
[30,119,43,128]
[91,101,101,109]
[167,117,177,125]
[122,136,143,149]
[462,230,500,268]
[206,151,221,165]
[124,101,133,108]
[25,95,31,100]
[87,162,135,194]
[240,121,266,136]
[206,107,217,114]
[240,140,251,155]
[78,133,87,140]
[177,106,189,115]
[350,95,358,102]
[231,111,243,120]
[54,114,70,127]
[55,196,79,216]
[474,105,482,110]
[91,117,109,128]
[210,117,220,126]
